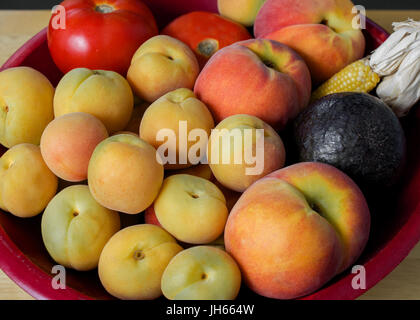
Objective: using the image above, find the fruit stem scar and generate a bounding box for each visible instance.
[197,39,219,58]
[201,273,207,280]
[72,211,79,217]
[320,19,337,33]
[133,250,145,260]
[262,59,276,69]
[4,106,8,113]
[95,4,114,14]
[187,192,199,199]
[310,202,322,216]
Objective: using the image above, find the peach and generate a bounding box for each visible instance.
[224,162,370,299]
[0,67,54,148]
[194,39,311,129]
[208,114,286,192]
[0,144,58,218]
[88,134,164,214]
[255,0,366,83]
[161,246,241,300]
[41,185,120,271]
[98,224,183,300]
[40,112,109,182]
[218,0,266,27]
[140,88,214,170]
[153,174,228,244]
[54,68,134,133]
[127,35,200,103]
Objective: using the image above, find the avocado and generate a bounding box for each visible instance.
[294,92,406,188]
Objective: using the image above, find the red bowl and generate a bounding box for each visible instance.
[1,1,419,300]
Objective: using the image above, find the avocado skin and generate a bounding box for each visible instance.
[294,92,406,188]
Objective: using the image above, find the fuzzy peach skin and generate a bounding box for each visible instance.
[161,246,241,300]
[269,162,371,273]
[41,185,120,271]
[208,114,286,192]
[0,144,58,218]
[88,134,164,214]
[218,0,266,27]
[98,224,183,300]
[153,174,228,244]
[225,162,370,299]
[255,0,366,83]
[194,39,311,129]
[54,68,134,134]
[0,67,54,148]
[127,35,200,103]
[140,88,214,170]
[40,112,109,182]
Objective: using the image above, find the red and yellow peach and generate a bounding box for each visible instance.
[254,0,366,83]
[194,39,311,129]
[225,162,370,299]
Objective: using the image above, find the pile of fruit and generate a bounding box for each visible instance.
[0,0,418,300]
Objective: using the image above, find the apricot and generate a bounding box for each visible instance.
[0,67,54,148]
[0,144,58,218]
[40,112,108,182]
[218,0,266,26]
[88,134,164,214]
[208,114,286,192]
[153,174,228,244]
[139,88,214,170]
[127,35,199,102]
[54,68,134,133]
[161,246,241,300]
[98,224,183,300]
[41,185,120,271]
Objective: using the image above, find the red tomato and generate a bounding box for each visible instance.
[48,0,158,75]
[162,11,252,69]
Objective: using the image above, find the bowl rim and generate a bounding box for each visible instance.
[1,19,420,300]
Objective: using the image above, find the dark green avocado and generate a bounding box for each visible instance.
[294,92,406,188]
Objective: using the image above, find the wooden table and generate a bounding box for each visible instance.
[1,9,420,301]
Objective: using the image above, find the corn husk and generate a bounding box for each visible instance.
[370,19,420,77]
[376,46,420,117]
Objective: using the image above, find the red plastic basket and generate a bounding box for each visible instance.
[1,0,419,300]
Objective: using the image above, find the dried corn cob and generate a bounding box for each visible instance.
[311,58,380,102]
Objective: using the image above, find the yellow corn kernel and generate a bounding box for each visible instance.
[311,58,381,102]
